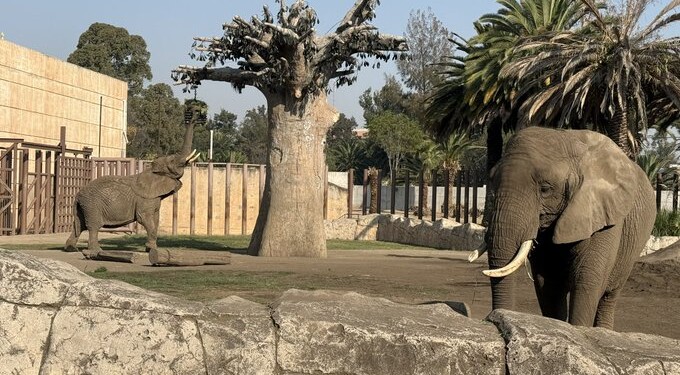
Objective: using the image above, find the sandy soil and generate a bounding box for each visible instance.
[4,232,680,340]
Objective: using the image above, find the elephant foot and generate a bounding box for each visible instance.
[64,243,79,252]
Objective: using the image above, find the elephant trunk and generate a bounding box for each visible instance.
[181,120,195,157]
[484,191,539,311]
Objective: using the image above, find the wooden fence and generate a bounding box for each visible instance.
[355,168,484,224]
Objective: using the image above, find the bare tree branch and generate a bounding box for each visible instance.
[336,0,378,33]
[173,65,270,87]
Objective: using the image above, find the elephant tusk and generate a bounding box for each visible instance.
[188,152,201,163]
[481,240,533,278]
[468,243,487,262]
[185,149,197,162]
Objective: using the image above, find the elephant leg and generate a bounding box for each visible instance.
[594,289,619,329]
[567,227,621,327]
[136,205,159,252]
[64,203,85,252]
[530,248,569,321]
[87,224,103,254]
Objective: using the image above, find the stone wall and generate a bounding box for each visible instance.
[0,39,128,157]
[325,214,486,250]
[1,250,678,374]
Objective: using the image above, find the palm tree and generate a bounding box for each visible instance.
[501,0,680,158]
[427,0,587,173]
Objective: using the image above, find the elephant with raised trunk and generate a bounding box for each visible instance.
[470,127,655,329]
[64,121,200,254]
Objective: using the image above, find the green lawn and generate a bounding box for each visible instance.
[0,234,431,252]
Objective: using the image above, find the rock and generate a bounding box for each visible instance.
[42,305,206,374]
[324,218,358,240]
[487,309,680,375]
[325,214,486,250]
[0,302,55,375]
[354,214,389,241]
[199,296,277,374]
[450,222,486,250]
[272,289,505,375]
[0,249,91,305]
[642,236,680,256]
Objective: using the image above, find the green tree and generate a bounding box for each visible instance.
[427,0,587,172]
[359,75,411,123]
[396,7,454,120]
[126,83,184,158]
[326,113,358,149]
[68,22,152,96]
[237,105,269,165]
[327,139,367,172]
[173,0,406,257]
[501,0,680,158]
[193,109,241,162]
[367,111,424,180]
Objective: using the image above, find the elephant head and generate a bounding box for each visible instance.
[135,120,200,199]
[478,127,651,313]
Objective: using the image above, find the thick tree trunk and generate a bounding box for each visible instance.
[248,92,339,257]
[606,106,634,159]
[482,118,504,227]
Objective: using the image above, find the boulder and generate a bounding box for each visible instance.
[273,289,505,375]
[2,249,680,375]
[324,218,358,240]
[487,309,680,375]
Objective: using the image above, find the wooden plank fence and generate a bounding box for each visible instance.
[15,143,680,238]
[356,168,485,224]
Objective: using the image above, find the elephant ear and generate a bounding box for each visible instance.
[552,132,640,244]
[133,171,181,199]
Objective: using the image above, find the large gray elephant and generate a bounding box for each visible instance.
[472,127,656,329]
[64,122,199,254]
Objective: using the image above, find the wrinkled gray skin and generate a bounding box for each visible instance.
[64,122,195,253]
[485,127,656,329]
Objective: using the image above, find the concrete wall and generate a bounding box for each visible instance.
[0,39,128,157]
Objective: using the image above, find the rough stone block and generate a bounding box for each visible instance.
[324,218,358,240]
[41,306,206,374]
[200,296,277,375]
[64,278,205,316]
[273,289,505,375]
[0,249,91,305]
[487,309,680,375]
[0,302,55,375]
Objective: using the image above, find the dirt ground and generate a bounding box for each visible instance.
[4,232,680,341]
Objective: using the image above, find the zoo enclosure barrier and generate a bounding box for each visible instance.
[655,172,680,212]
[351,168,486,224]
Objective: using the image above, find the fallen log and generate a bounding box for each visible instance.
[149,248,231,266]
[82,250,145,264]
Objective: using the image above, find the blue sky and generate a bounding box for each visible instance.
[1,1,503,126]
[2,1,677,127]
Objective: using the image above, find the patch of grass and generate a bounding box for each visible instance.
[0,234,435,252]
[89,269,451,305]
[93,266,108,273]
[653,210,680,236]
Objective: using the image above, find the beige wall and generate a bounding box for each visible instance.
[0,40,128,157]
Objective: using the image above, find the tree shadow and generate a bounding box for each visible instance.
[99,236,247,252]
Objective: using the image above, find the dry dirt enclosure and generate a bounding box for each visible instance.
[5,232,680,341]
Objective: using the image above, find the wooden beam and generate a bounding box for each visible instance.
[149,248,231,266]
[82,250,145,263]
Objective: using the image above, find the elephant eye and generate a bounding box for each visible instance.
[539,183,553,196]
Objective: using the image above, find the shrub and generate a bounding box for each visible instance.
[653,210,680,237]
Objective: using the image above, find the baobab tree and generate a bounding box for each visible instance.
[173,0,407,257]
